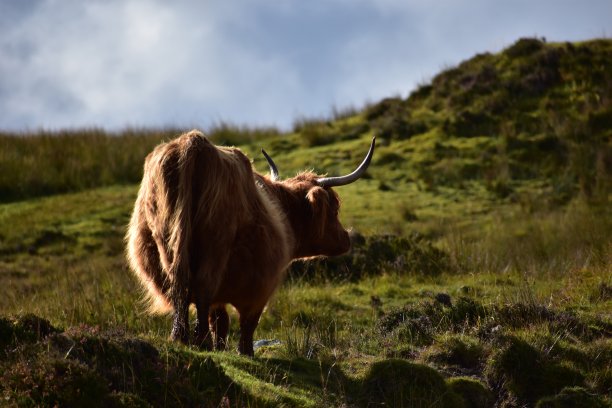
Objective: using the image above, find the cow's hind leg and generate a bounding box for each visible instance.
[237,307,264,356]
[209,305,229,350]
[170,301,189,344]
[194,296,213,350]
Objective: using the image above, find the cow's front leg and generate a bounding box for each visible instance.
[237,308,263,356]
[209,305,230,350]
[170,300,189,344]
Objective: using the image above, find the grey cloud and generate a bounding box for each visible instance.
[0,0,610,131]
[0,0,44,27]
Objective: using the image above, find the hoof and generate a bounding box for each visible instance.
[194,325,213,350]
[215,339,228,351]
[195,336,213,351]
[238,344,254,357]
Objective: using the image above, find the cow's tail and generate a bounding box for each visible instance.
[128,131,209,314]
[160,132,210,314]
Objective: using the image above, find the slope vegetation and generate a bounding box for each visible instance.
[0,38,610,407]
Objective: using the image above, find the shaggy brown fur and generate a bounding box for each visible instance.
[126,130,356,355]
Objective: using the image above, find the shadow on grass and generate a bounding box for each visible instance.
[0,314,259,407]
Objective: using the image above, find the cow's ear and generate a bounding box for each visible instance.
[306,186,329,237]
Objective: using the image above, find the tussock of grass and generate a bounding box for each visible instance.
[485,336,586,406]
[421,334,485,372]
[372,296,610,406]
[536,386,609,408]
[359,359,464,407]
[447,377,494,408]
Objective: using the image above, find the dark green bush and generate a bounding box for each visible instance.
[294,118,339,147]
[376,152,405,166]
[504,37,546,58]
[364,97,404,121]
[287,233,450,282]
[443,110,499,138]
[375,115,427,140]
[365,96,431,141]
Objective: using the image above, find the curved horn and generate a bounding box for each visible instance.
[261,148,279,181]
[316,137,376,187]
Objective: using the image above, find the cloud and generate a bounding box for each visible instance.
[0,0,304,129]
[0,0,610,131]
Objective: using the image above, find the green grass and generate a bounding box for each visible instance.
[0,184,609,406]
[1,37,611,406]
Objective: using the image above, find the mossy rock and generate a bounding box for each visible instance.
[535,386,608,408]
[447,377,494,408]
[485,337,585,406]
[360,359,464,407]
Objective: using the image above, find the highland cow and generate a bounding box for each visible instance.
[126,130,374,355]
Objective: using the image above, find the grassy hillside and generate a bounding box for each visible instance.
[1,39,610,205]
[1,38,611,407]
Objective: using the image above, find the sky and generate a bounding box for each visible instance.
[0,0,610,132]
